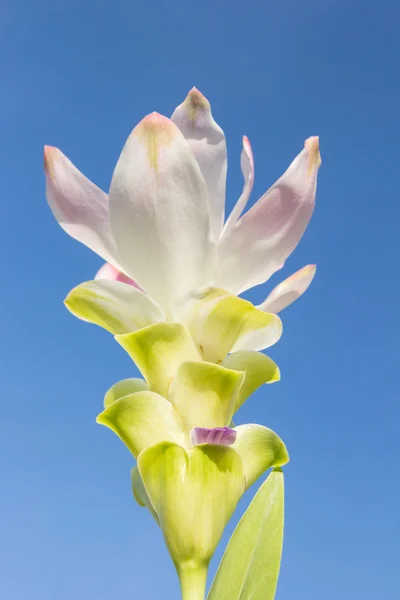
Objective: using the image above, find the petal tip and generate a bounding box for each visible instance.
[242,135,251,151]
[135,113,176,172]
[140,111,175,130]
[296,263,317,279]
[43,145,59,177]
[184,87,210,120]
[304,136,321,174]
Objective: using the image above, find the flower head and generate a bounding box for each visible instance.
[45,88,320,360]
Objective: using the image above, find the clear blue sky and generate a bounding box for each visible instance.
[1,1,399,598]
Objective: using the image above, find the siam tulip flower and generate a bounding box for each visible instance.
[43,88,315,600]
[44,88,321,367]
[95,328,289,599]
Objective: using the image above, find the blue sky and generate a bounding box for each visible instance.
[1,0,399,598]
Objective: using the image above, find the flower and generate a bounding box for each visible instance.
[45,88,320,361]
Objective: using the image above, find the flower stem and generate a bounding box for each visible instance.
[178,562,208,600]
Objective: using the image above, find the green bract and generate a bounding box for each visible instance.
[169,361,245,430]
[138,442,245,571]
[185,288,282,363]
[222,350,280,411]
[97,391,187,456]
[116,322,202,397]
[64,279,165,334]
[103,377,148,408]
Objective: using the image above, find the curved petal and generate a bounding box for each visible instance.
[138,442,245,570]
[95,262,140,289]
[169,361,245,430]
[222,136,254,237]
[115,322,202,398]
[171,88,227,241]
[64,279,165,334]
[104,377,148,408]
[44,146,120,268]
[185,288,282,363]
[232,424,289,489]
[108,112,215,318]
[258,264,316,314]
[216,137,321,294]
[96,391,187,458]
[222,350,280,412]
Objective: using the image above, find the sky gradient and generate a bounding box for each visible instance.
[1,1,399,599]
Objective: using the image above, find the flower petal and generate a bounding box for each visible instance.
[232,424,289,489]
[95,262,140,288]
[103,377,148,408]
[258,264,317,313]
[138,442,245,569]
[186,288,282,363]
[222,136,254,237]
[216,137,321,294]
[191,427,237,447]
[64,279,165,334]
[171,88,227,241]
[108,112,215,318]
[222,350,280,412]
[96,391,187,458]
[44,146,121,267]
[115,322,202,398]
[169,362,245,430]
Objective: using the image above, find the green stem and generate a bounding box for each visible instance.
[178,562,208,600]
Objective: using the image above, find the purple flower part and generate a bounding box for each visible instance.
[190,427,237,447]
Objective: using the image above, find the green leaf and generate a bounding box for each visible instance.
[116,322,202,397]
[208,469,284,600]
[169,361,245,430]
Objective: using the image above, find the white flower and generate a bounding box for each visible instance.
[45,88,320,359]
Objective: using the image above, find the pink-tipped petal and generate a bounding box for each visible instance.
[191,427,237,447]
[216,137,321,294]
[171,88,227,241]
[95,262,141,289]
[222,135,255,237]
[44,146,121,268]
[108,113,216,318]
[258,264,317,313]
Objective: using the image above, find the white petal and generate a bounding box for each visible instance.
[108,113,216,318]
[171,88,227,241]
[44,146,120,268]
[64,279,165,334]
[222,136,254,237]
[216,137,321,294]
[258,264,316,313]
